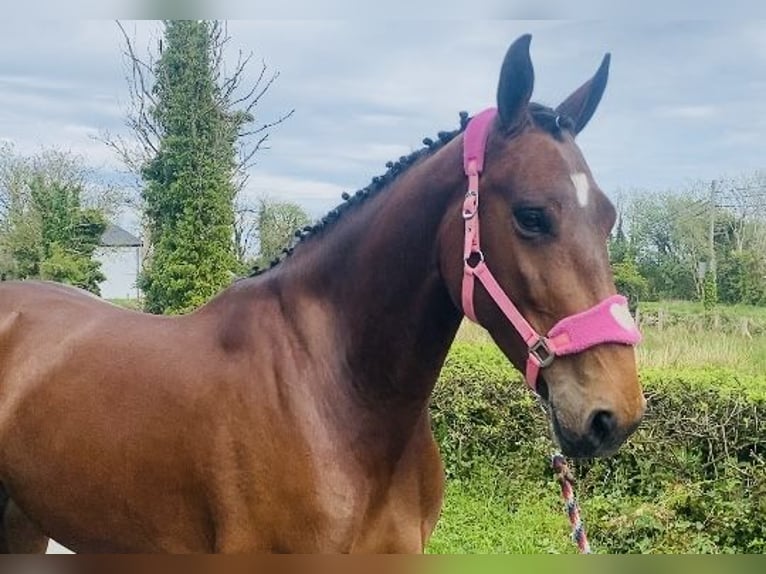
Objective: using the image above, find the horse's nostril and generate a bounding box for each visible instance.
[590,409,616,442]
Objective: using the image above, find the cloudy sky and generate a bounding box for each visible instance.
[1,20,765,226]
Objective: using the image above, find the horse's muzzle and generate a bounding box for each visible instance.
[551,406,644,459]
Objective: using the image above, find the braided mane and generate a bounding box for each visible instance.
[249,104,570,276]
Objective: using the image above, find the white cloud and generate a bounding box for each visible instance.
[242,172,345,217]
[0,19,764,205]
[655,105,717,120]
[0,119,123,171]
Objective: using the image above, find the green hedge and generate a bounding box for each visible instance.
[430,343,766,553]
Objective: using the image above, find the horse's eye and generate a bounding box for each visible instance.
[513,207,550,236]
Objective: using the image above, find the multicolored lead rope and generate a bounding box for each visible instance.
[551,453,591,554]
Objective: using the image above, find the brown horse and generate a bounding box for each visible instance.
[0,35,644,553]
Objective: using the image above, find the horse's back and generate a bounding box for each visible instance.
[0,280,125,339]
[0,279,108,306]
[0,280,115,412]
[0,280,156,405]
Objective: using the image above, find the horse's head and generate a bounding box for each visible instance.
[440,35,645,458]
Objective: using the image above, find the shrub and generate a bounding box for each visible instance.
[431,343,766,553]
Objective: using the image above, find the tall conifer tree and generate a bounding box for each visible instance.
[140,21,239,314]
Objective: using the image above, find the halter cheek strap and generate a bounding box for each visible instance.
[460,108,642,391]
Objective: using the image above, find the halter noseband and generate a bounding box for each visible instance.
[461,108,641,391]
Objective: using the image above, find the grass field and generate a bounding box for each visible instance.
[638,325,766,375]
[427,468,576,554]
[106,298,142,310]
[639,300,766,321]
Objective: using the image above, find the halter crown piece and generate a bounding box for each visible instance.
[460,108,642,391]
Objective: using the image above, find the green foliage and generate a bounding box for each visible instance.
[39,242,105,292]
[611,260,649,311]
[608,212,631,264]
[431,343,545,480]
[618,180,766,308]
[430,342,766,553]
[0,147,108,293]
[140,21,242,314]
[579,366,766,553]
[702,273,718,310]
[609,216,649,311]
[718,251,766,306]
[255,198,310,267]
[626,192,708,301]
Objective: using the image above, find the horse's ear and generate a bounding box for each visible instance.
[556,53,611,135]
[496,34,534,132]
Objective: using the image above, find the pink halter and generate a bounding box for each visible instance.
[461,108,641,391]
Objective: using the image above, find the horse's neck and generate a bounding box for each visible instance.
[283,137,467,409]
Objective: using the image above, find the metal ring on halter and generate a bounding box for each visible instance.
[555,115,563,129]
[464,250,485,269]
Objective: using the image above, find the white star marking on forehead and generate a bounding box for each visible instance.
[570,172,589,207]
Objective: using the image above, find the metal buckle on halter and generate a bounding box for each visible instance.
[529,338,555,368]
[462,190,478,220]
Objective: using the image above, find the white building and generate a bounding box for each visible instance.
[96,224,142,301]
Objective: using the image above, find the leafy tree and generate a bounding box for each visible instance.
[710,175,766,306]
[106,21,293,294]
[611,175,766,307]
[611,260,649,312]
[626,191,708,301]
[608,210,631,265]
[138,21,246,314]
[609,209,649,311]
[255,198,310,268]
[0,146,108,293]
[728,251,766,305]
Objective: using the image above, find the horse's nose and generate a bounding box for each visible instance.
[588,409,617,445]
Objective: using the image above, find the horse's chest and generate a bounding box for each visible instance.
[210,398,443,552]
[216,456,435,552]
[308,444,444,552]
[300,464,431,553]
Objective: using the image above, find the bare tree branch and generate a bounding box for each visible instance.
[101,20,294,265]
